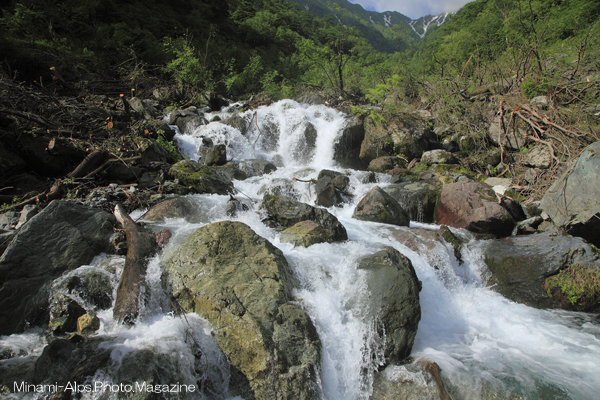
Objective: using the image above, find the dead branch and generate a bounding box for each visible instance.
[113,203,158,324]
[68,150,110,179]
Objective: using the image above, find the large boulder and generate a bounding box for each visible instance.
[353,186,410,227]
[384,182,439,223]
[360,114,433,164]
[163,221,321,400]
[333,115,366,169]
[168,160,233,195]
[237,159,277,177]
[314,170,350,207]
[540,140,600,246]
[368,156,406,173]
[261,194,348,242]
[0,201,116,335]
[435,181,514,238]
[420,149,458,165]
[357,247,421,363]
[482,230,600,309]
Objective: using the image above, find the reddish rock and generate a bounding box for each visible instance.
[435,181,514,237]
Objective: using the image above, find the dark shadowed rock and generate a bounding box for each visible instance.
[333,115,366,169]
[353,186,410,226]
[0,201,115,335]
[482,230,600,308]
[360,114,433,164]
[435,181,514,238]
[357,247,421,363]
[540,140,600,246]
[168,160,233,195]
[261,194,347,242]
[163,221,321,400]
[384,182,439,223]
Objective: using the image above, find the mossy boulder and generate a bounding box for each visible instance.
[163,221,321,400]
[168,160,233,195]
[261,194,348,242]
[544,263,600,313]
[280,221,331,247]
[483,230,600,308]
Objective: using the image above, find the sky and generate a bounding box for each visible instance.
[348,0,473,19]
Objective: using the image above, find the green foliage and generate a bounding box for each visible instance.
[521,76,549,99]
[163,37,207,90]
[545,264,600,309]
[156,130,182,163]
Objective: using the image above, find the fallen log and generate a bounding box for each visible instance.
[68,150,110,179]
[420,360,452,400]
[113,203,157,323]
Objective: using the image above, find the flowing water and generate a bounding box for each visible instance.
[2,100,600,400]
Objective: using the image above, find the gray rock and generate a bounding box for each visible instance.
[483,230,600,308]
[168,159,233,195]
[384,183,439,223]
[205,144,227,166]
[530,95,550,110]
[14,205,39,230]
[163,221,321,400]
[357,247,421,363]
[540,140,600,246]
[523,144,552,169]
[261,194,348,242]
[488,115,528,150]
[0,201,116,335]
[353,186,410,227]
[48,293,86,335]
[238,159,277,177]
[420,149,458,165]
[222,114,249,135]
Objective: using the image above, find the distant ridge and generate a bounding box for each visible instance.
[286,0,451,53]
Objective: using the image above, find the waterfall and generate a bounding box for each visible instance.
[2,100,600,400]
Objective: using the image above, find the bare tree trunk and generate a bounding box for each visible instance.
[113,203,157,323]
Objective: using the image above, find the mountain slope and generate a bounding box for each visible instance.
[286,0,450,52]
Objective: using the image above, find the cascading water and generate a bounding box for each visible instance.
[2,99,600,400]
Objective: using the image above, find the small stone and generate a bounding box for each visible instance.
[77,313,100,335]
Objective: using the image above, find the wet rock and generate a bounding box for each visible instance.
[540,140,600,246]
[482,230,600,308]
[56,270,114,310]
[370,363,446,400]
[261,194,348,242]
[368,156,407,173]
[384,182,439,223]
[360,113,433,164]
[164,221,321,400]
[353,186,410,227]
[77,313,100,335]
[357,247,421,363]
[49,293,87,335]
[435,180,514,238]
[155,228,172,248]
[168,159,233,195]
[438,225,463,263]
[293,121,318,164]
[141,196,206,224]
[333,115,367,169]
[214,162,250,181]
[222,114,249,135]
[32,339,76,384]
[0,200,116,335]
[257,178,300,200]
[238,159,277,177]
[280,221,331,247]
[206,143,227,166]
[420,149,458,165]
